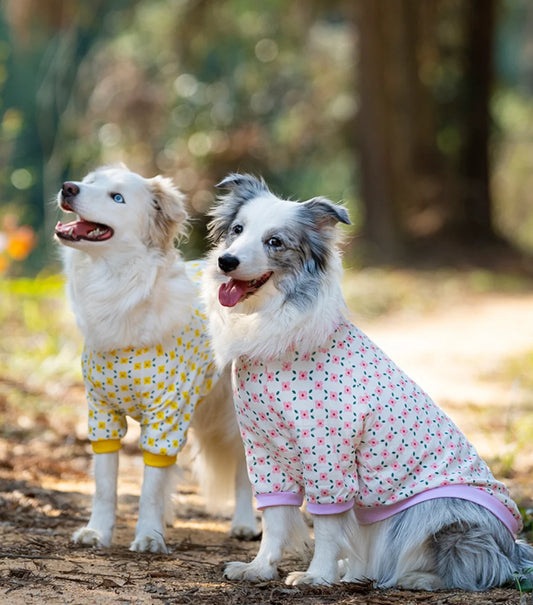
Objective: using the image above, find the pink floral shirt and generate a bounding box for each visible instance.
[233,321,522,536]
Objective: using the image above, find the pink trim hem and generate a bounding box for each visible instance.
[256,492,303,510]
[354,486,519,536]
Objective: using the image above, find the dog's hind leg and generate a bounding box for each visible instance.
[72,451,118,548]
[230,449,259,540]
[130,465,171,554]
[286,509,358,586]
[225,505,310,581]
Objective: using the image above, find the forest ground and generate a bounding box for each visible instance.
[1,278,533,605]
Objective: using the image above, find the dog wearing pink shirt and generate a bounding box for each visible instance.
[202,173,533,590]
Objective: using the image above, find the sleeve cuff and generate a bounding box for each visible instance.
[256,492,304,510]
[91,439,122,454]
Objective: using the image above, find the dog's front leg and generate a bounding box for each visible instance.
[72,451,118,547]
[130,464,170,554]
[225,505,309,581]
[286,512,349,586]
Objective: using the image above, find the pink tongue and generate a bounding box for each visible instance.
[218,279,252,307]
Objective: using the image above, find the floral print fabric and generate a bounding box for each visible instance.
[233,321,521,534]
[82,261,220,460]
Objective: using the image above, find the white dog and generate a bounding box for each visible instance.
[54,165,257,553]
[202,173,533,589]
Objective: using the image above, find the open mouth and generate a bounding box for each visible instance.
[218,271,273,307]
[55,219,113,242]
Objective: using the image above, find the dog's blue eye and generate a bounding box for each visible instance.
[267,236,282,248]
[111,193,125,204]
[232,224,243,235]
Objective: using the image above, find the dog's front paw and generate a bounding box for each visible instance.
[229,522,261,541]
[72,526,111,548]
[130,531,169,554]
[285,571,332,586]
[224,560,279,581]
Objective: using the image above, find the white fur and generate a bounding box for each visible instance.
[203,195,347,368]
[57,165,257,552]
[204,178,533,589]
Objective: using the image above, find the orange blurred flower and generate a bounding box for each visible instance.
[0,214,37,273]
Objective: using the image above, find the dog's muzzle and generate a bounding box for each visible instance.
[218,254,240,273]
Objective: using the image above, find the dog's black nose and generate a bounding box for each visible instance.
[62,182,80,199]
[218,254,240,273]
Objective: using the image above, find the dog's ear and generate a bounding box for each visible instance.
[147,175,188,250]
[301,197,351,229]
[208,173,271,242]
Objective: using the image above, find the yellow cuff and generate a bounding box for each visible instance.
[142,451,177,467]
[91,439,122,454]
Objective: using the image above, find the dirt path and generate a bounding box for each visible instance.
[1,291,533,604]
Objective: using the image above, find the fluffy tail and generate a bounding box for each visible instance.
[512,541,533,592]
[188,368,243,515]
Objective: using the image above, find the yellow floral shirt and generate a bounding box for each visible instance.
[81,261,219,467]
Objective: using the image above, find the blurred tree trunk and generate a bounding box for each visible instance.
[354,0,498,262]
[456,0,497,242]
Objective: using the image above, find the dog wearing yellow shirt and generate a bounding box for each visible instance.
[55,165,256,553]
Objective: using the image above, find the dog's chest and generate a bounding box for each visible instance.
[81,310,219,419]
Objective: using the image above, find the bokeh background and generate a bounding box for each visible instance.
[2,0,533,272]
[0,0,532,547]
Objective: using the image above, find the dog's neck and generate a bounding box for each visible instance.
[204,251,347,368]
[63,245,195,351]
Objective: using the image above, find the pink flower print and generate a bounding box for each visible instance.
[268,393,276,403]
[317,437,325,447]
[317,419,325,428]
[374,421,383,431]
[362,451,371,460]
[273,483,282,492]
[406,456,416,466]
[320,488,329,497]
[298,391,307,400]
[259,412,267,422]
[282,362,292,372]
[385,431,395,442]
[318,454,327,464]
[381,450,390,459]
[269,430,277,439]
[334,462,341,471]
[316,362,325,372]
[266,372,275,381]
[314,381,324,390]
[400,408,409,419]
[288,421,296,430]
[331,373,339,382]
[346,368,353,377]
[368,436,378,448]
[251,373,259,382]
[329,427,338,436]
[335,479,344,488]
[305,462,313,472]
[412,421,421,431]
[361,376,369,386]
[301,352,311,362]
[411,439,419,448]
[360,394,370,404]
[341,453,350,462]
[344,422,351,430]
[316,400,324,409]
[423,434,432,444]
[397,444,405,455]
[302,447,312,456]
[276,421,285,431]
[283,401,292,411]
[332,355,341,364]
[257,457,266,465]
[343,386,352,395]
[302,429,310,439]
[330,392,339,402]
[282,382,290,391]
[344,403,352,412]
[259,474,266,483]
[391,461,400,471]
[272,464,281,473]
[239,380,245,390]
[298,370,309,381]
[252,393,260,403]
[330,409,339,419]
[301,410,310,420]
[319,472,328,481]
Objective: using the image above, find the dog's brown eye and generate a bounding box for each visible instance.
[267,236,282,248]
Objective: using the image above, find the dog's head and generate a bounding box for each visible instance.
[54,164,187,253]
[208,173,350,310]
